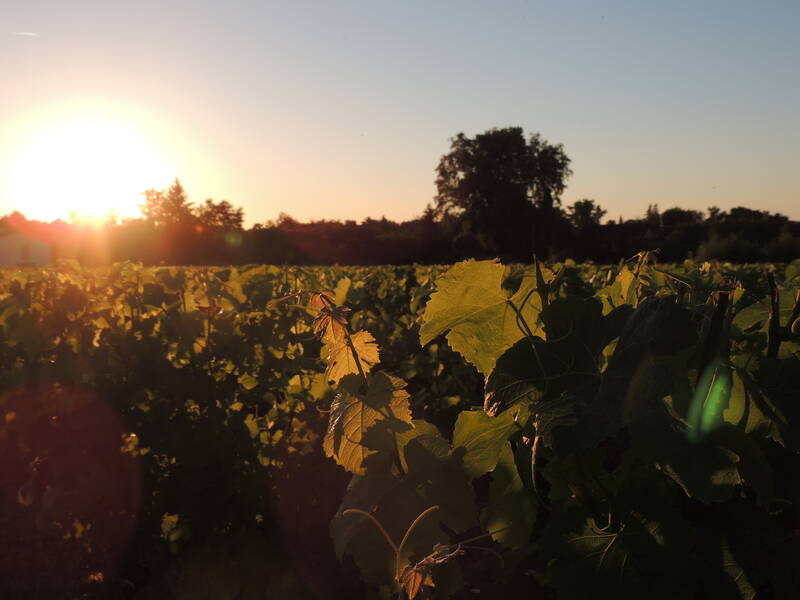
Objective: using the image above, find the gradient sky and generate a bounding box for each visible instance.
[1,0,798,225]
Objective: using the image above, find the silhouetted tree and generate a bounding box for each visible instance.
[727,207,788,223]
[567,199,607,229]
[140,179,195,227]
[434,127,572,260]
[195,199,244,230]
[661,207,703,228]
[707,206,722,223]
[645,204,661,229]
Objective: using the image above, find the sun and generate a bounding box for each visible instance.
[4,111,174,223]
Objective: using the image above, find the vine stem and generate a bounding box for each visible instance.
[507,298,537,340]
[628,250,652,305]
[530,432,544,505]
[454,525,512,546]
[341,506,443,582]
[342,508,515,588]
[341,508,398,553]
[507,297,549,394]
[396,505,440,579]
[766,271,781,359]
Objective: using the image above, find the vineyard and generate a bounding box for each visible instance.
[1,256,799,599]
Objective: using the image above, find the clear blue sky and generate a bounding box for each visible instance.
[1,0,798,224]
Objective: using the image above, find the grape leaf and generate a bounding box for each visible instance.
[313,303,351,343]
[322,330,380,384]
[399,563,434,600]
[452,406,529,479]
[237,372,258,390]
[574,296,697,449]
[334,277,351,306]
[785,259,800,283]
[540,448,618,507]
[307,289,334,314]
[724,369,786,445]
[632,398,773,505]
[419,260,545,376]
[486,298,631,413]
[720,536,757,600]
[323,372,412,475]
[362,418,443,474]
[481,444,536,548]
[542,493,692,600]
[734,288,796,336]
[398,543,463,600]
[597,266,637,313]
[707,425,773,508]
[533,395,580,450]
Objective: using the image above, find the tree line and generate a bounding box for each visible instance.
[3,127,798,265]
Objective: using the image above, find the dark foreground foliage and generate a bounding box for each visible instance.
[1,257,799,599]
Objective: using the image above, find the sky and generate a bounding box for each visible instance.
[1,0,798,225]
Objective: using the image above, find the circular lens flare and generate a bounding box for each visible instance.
[0,383,142,591]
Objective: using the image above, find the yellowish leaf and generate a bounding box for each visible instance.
[399,565,434,600]
[323,372,412,474]
[323,330,379,384]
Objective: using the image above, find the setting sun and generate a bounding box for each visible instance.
[3,112,173,223]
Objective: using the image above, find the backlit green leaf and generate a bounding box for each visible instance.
[452,406,529,478]
[419,260,545,376]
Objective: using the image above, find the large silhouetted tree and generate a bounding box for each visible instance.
[434,127,572,259]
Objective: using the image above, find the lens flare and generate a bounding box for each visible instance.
[0,383,142,588]
[687,360,732,442]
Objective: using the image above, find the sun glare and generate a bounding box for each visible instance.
[5,112,174,223]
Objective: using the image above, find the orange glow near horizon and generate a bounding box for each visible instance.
[3,108,175,223]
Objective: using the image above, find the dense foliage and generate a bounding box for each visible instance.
[1,257,799,599]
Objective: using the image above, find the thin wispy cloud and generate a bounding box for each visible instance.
[11,31,38,37]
